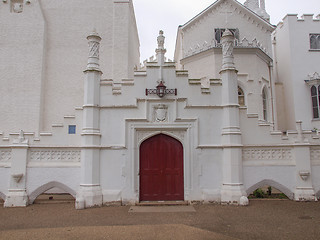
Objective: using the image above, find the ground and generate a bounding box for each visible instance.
[0,200,319,239]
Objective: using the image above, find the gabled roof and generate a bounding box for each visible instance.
[179,0,275,31]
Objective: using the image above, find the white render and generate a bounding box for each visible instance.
[0,0,319,208]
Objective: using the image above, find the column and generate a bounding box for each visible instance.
[4,131,28,207]
[219,30,248,205]
[293,121,316,201]
[76,31,103,209]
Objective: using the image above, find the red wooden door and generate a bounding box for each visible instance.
[140,134,184,201]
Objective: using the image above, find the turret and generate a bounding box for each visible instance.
[244,0,270,22]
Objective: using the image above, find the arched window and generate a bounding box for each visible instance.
[311,85,320,119]
[238,87,245,106]
[262,88,268,121]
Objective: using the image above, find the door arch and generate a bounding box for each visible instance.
[139,134,184,201]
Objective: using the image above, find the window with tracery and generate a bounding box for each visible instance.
[238,87,245,106]
[310,34,320,50]
[262,88,268,121]
[311,85,320,119]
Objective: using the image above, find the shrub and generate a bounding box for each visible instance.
[253,188,265,198]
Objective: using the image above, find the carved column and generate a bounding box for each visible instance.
[219,30,247,205]
[76,31,103,209]
[4,131,28,207]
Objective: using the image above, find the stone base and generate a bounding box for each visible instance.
[76,185,103,209]
[294,187,316,201]
[220,184,248,205]
[4,190,28,207]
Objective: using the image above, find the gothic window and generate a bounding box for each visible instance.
[262,88,268,121]
[238,87,245,106]
[311,86,320,119]
[310,34,320,50]
[215,28,239,44]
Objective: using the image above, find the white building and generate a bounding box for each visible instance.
[0,0,319,208]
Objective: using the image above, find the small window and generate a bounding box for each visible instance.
[68,125,76,134]
[215,28,239,44]
[262,88,268,121]
[311,85,320,119]
[238,87,245,106]
[310,34,320,50]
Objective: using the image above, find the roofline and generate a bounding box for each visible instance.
[179,0,275,31]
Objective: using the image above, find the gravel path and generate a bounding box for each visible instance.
[0,200,319,239]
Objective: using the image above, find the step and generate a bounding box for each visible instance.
[136,201,189,206]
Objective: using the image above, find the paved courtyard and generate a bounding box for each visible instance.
[0,200,319,239]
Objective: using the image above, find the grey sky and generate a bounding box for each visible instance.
[133,0,320,62]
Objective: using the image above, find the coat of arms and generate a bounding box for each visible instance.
[155,104,168,122]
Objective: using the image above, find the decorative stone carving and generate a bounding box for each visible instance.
[305,72,320,86]
[154,104,168,122]
[12,173,23,183]
[157,30,165,49]
[29,150,81,162]
[299,171,310,181]
[184,37,268,59]
[0,149,11,162]
[243,148,293,161]
[11,0,23,13]
[13,130,28,145]
[86,30,101,71]
[89,42,100,58]
[221,29,235,69]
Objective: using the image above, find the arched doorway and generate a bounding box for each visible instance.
[139,134,184,201]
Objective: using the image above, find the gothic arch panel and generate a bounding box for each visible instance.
[246,179,294,200]
[28,181,76,204]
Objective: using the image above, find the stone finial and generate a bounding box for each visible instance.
[157,30,165,49]
[221,29,235,70]
[13,130,28,145]
[86,30,101,71]
[155,30,166,65]
[244,0,270,22]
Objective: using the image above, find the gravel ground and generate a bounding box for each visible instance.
[0,200,319,240]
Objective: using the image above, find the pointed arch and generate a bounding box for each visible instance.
[139,134,184,201]
[0,192,6,201]
[29,181,76,204]
[138,131,184,148]
[246,179,294,200]
[238,86,245,106]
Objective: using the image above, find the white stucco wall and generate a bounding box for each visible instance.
[273,14,320,131]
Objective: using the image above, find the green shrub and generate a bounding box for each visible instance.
[253,188,265,198]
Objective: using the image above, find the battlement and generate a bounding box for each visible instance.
[283,14,320,22]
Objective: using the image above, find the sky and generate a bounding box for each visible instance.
[132,0,320,62]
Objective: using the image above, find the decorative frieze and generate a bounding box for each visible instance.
[29,150,81,162]
[243,148,293,162]
[0,149,11,162]
[184,37,268,58]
